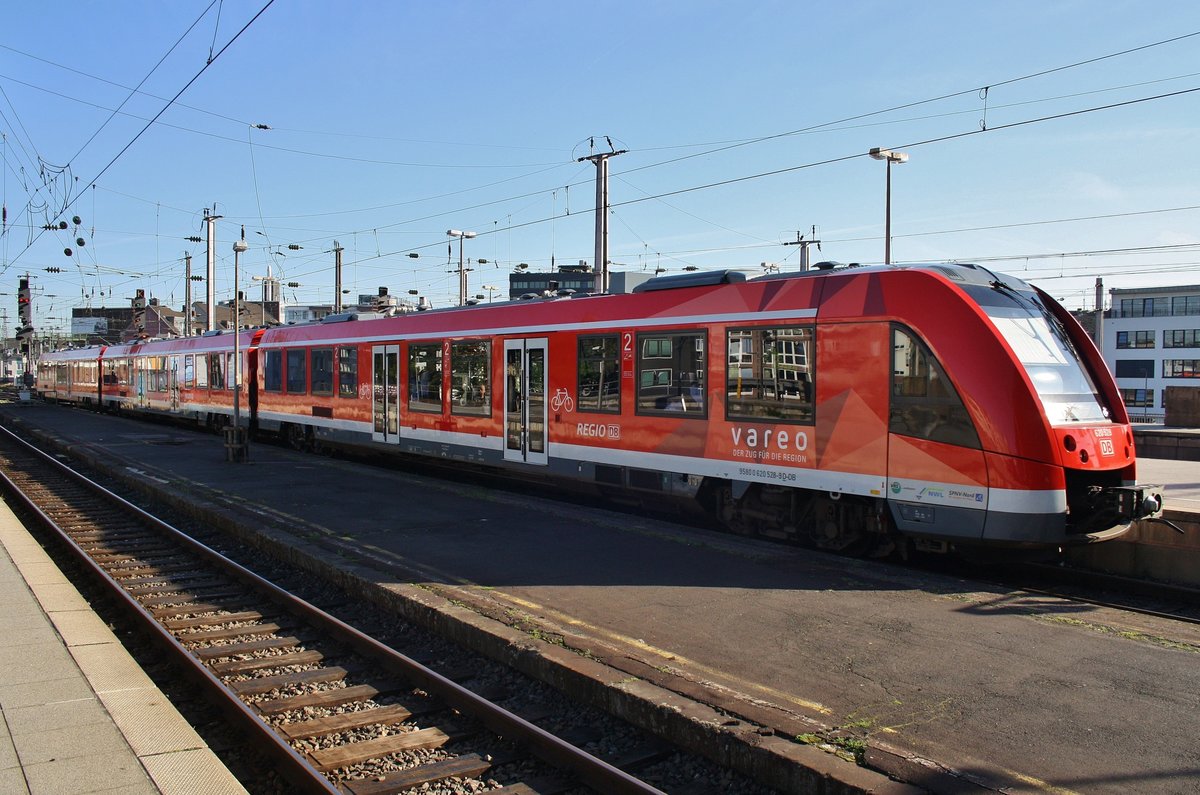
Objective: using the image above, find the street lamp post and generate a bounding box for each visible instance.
[481,284,499,303]
[447,229,476,306]
[231,233,249,461]
[868,148,908,264]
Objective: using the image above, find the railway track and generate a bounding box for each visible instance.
[1010,561,1200,626]
[0,423,672,795]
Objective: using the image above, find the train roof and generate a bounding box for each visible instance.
[38,261,1038,360]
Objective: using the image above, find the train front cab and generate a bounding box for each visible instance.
[877,266,1161,550]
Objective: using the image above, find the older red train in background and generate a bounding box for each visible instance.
[37,262,1163,554]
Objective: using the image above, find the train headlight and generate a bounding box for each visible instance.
[1063,435,1076,452]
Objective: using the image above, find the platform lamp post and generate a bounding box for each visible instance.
[868,148,908,265]
[230,233,249,462]
[447,229,476,306]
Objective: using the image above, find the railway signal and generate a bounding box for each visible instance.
[16,276,33,358]
[16,277,32,340]
[132,289,147,337]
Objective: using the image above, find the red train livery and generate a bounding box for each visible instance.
[37,262,1163,553]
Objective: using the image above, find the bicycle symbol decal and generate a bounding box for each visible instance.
[551,388,574,413]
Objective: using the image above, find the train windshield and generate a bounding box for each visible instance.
[985,306,1109,423]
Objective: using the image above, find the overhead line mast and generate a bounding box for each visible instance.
[578,142,626,294]
[783,227,821,271]
[204,206,221,332]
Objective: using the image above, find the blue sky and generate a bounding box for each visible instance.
[2,1,1199,332]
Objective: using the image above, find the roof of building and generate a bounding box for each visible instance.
[1109,284,1200,297]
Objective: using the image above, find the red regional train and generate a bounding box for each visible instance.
[36,262,1164,554]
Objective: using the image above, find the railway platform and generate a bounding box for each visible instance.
[0,497,246,794]
[2,401,1199,794]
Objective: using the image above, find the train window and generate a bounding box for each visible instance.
[148,357,163,392]
[286,349,307,394]
[226,353,239,391]
[726,326,814,424]
[636,331,706,415]
[578,335,620,413]
[209,354,226,391]
[195,355,208,388]
[890,327,980,448]
[450,340,490,417]
[337,346,358,398]
[311,348,334,396]
[263,350,282,392]
[183,355,195,388]
[409,343,443,413]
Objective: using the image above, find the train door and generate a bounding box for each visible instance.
[372,344,401,444]
[135,357,149,409]
[503,338,548,465]
[169,356,180,412]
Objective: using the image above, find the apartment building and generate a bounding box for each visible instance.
[1103,284,1200,421]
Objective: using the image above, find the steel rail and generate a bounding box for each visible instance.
[1016,561,1200,626]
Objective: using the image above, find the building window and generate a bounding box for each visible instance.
[450,340,490,416]
[311,348,334,396]
[337,346,358,398]
[726,326,815,423]
[1163,359,1200,378]
[1119,298,1171,318]
[577,335,620,413]
[1164,329,1200,349]
[408,343,443,412]
[1119,388,1155,408]
[1114,359,1155,379]
[286,349,307,394]
[636,331,706,415]
[1116,330,1155,349]
[890,326,979,448]
[1171,295,1200,316]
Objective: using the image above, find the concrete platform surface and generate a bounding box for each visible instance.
[4,402,1200,794]
[0,495,246,795]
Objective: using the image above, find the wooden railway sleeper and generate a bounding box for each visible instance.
[163,610,271,631]
[229,666,349,696]
[137,586,247,608]
[339,752,492,795]
[181,621,291,643]
[277,702,420,741]
[192,635,303,660]
[307,725,471,773]
[152,601,252,619]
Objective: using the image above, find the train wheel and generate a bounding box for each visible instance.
[284,423,311,452]
[717,483,757,536]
